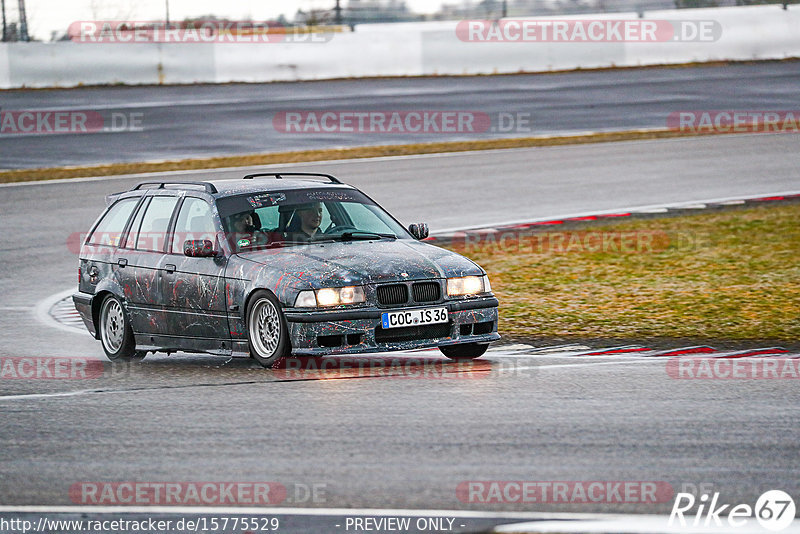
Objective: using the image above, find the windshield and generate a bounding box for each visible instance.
[216,188,410,251]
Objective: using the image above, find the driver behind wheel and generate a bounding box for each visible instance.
[285,202,323,241]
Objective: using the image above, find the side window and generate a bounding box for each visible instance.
[135,196,179,252]
[123,197,150,249]
[87,198,138,247]
[171,198,216,254]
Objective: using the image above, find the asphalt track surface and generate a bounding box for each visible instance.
[1,61,800,169]
[1,134,799,533]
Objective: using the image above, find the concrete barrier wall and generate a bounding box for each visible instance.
[0,43,9,88]
[631,5,800,65]
[419,5,800,74]
[0,5,797,89]
[212,31,423,83]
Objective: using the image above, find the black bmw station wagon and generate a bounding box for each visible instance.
[73,173,499,367]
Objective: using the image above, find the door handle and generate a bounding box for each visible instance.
[165,264,176,274]
[118,258,128,267]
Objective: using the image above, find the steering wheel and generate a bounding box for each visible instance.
[325,224,358,235]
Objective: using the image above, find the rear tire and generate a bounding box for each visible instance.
[247,290,291,368]
[440,342,489,360]
[99,294,137,361]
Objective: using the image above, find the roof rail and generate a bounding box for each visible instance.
[242,172,342,184]
[131,181,218,194]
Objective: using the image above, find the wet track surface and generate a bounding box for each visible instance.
[1,134,799,529]
[1,345,799,516]
[0,350,800,513]
[1,61,799,169]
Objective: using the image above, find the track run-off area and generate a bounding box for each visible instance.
[0,131,799,532]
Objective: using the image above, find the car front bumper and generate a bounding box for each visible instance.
[282,296,500,356]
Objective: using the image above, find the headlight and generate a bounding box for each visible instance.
[447,275,491,297]
[294,286,366,307]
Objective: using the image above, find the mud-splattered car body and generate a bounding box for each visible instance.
[73,174,499,361]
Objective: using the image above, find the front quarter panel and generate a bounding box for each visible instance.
[407,240,486,278]
[224,255,312,341]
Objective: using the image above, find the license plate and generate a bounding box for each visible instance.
[381,307,448,329]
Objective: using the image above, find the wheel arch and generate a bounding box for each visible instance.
[243,287,279,322]
[91,290,113,340]
[243,287,293,365]
[241,285,298,321]
[90,289,127,340]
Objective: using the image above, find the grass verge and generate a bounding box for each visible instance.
[0,128,726,184]
[442,203,800,343]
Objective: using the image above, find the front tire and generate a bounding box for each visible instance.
[247,290,291,368]
[440,342,489,360]
[99,294,137,361]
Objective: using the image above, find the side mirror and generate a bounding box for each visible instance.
[408,223,429,240]
[184,239,217,258]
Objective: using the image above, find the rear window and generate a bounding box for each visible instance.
[87,198,138,247]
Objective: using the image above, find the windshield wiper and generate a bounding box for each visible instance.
[339,231,397,241]
[258,240,311,249]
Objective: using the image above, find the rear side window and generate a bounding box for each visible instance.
[135,196,179,252]
[123,197,150,250]
[87,198,138,247]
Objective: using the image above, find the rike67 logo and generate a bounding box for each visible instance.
[670,490,796,531]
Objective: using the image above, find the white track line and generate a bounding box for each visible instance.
[510,360,660,372]
[493,516,800,533]
[0,144,608,188]
[0,131,789,189]
[435,189,800,235]
[6,505,795,534]
[0,358,657,403]
[0,389,103,402]
[33,289,87,335]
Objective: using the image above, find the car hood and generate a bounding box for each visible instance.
[237,239,482,288]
